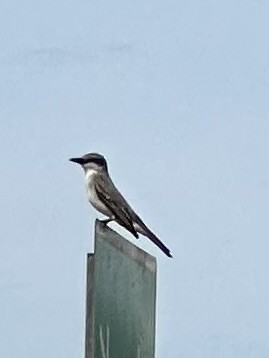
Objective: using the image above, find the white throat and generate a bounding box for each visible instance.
[85,168,98,182]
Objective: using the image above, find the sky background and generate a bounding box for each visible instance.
[0,0,268,357]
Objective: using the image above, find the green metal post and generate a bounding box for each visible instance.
[85,220,157,358]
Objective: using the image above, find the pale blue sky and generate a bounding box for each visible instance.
[0,0,268,356]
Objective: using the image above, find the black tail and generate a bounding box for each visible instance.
[145,229,173,258]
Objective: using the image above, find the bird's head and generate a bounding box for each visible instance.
[69,152,108,172]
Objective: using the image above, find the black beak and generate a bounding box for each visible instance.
[69,157,85,165]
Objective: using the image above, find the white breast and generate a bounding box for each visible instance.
[85,169,111,217]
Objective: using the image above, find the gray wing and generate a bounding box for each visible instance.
[95,172,139,238]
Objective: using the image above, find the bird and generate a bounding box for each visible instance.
[69,152,172,258]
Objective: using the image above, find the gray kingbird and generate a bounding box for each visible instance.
[69,153,172,258]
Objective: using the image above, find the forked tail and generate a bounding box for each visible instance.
[146,229,173,258]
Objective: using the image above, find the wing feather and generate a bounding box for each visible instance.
[95,173,138,238]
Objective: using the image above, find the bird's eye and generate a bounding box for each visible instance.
[93,158,105,166]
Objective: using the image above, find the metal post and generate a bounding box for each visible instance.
[85,220,157,358]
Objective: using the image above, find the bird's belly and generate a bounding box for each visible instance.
[86,180,111,217]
